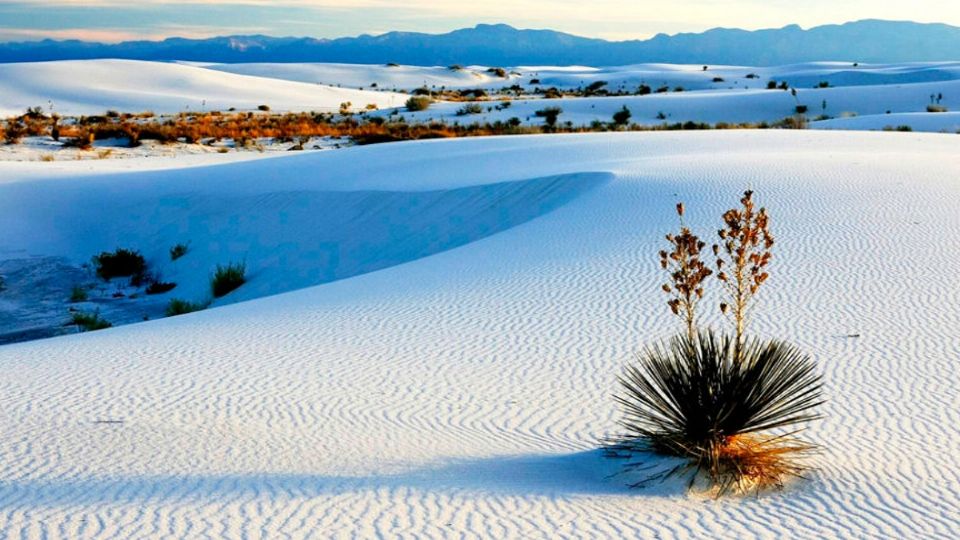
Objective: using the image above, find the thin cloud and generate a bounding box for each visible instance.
[0,25,269,42]
[0,0,958,42]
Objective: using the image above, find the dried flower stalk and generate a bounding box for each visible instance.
[660,203,713,339]
[714,190,774,359]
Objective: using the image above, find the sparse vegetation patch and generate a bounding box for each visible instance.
[169,242,190,261]
[211,262,246,298]
[165,298,208,317]
[71,310,112,332]
[93,248,147,282]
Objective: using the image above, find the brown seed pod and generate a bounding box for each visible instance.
[715,190,774,360]
[660,201,713,339]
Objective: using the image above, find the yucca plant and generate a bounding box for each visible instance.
[610,331,822,495]
[611,192,823,495]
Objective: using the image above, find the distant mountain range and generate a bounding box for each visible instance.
[2,20,959,66]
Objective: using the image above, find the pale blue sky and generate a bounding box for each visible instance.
[0,0,958,42]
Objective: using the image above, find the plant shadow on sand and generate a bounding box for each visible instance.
[0,450,690,508]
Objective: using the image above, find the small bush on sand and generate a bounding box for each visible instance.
[165,298,207,317]
[609,191,824,496]
[146,281,177,295]
[613,106,632,127]
[456,103,484,116]
[69,286,89,303]
[927,105,948,113]
[405,97,432,112]
[63,130,95,150]
[535,107,563,128]
[71,310,112,332]
[211,262,246,298]
[169,242,190,261]
[93,248,147,281]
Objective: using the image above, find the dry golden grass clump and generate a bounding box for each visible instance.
[611,191,823,496]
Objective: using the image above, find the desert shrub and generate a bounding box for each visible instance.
[169,242,190,261]
[69,286,88,303]
[487,67,507,78]
[543,87,563,99]
[776,115,808,130]
[165,298,207,317]
[462,89,488,99]
[767,81,778,90]
[638,85,652,96]
[585,81,608,95]
[63,129,95,150]
[817,81,830,88]
[146,281,177,295]
[534,107,563,128]
[883,125,913,132]
[258,105,271,112]
[612,106,632,126]
[456,103,484,116]
[93,248,147,281]
[4,121,24,144]
[927,105,948,113]
[405,96,432,112]
[211,261,246,298]
[712,77,725,83]
[71,310,112,332]
[795,105,809,114]
[610,331,823,494]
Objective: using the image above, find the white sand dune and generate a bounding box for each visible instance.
[204,61,510,91]
[0,131,959,537]
[210,61,960,92]
[4,59,959,132]
[0,59,408,116]
[397,79,960,131]
[812,111,960,132]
